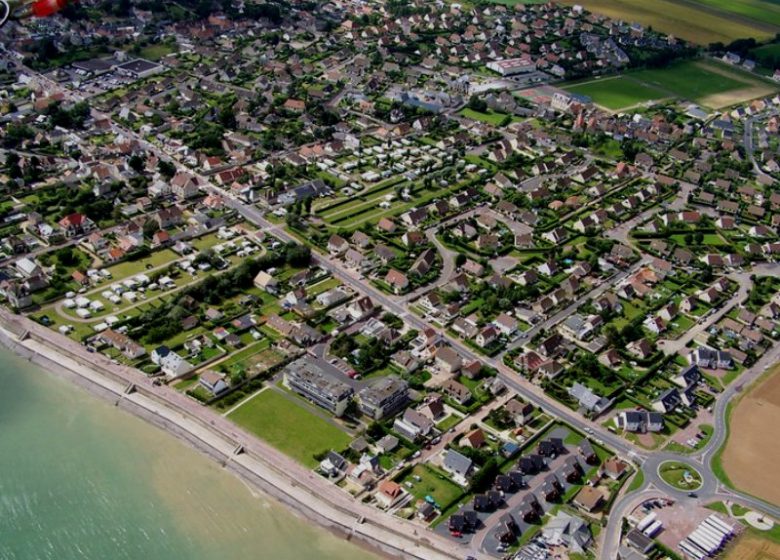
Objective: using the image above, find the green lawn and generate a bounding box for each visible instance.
[436,414,462,432]
[486,0,546,4]
[227,389,351,468]
[667,314,695,339]
[669,233,728,246]
[137,43,176,61]
[458,107,512,126]
[217,338,272,370]
[627,469,645,492]
[398,465,465,509]
[705,501,730,515]
[629,60,775,106]
[752,43,780,68]
[658,460,703,490]
[105,249,178,282]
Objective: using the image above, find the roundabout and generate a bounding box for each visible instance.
[657,460,703,491]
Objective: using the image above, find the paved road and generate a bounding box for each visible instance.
[399,228,459,303]
[744,115,778,185]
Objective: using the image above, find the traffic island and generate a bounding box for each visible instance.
[658,461,703,491]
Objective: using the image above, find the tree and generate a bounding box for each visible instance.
[466,95,487,113]
[158,159,176,179]
[381,312,403,329]
[5,153,22,179]
[605,324,622,347]
[3,123,34,149]
[55,246,79,267]
[331,333,356,357]
[469,458,499,493]
[229,365,247,386]
[621,139,641,162]
[284,243,311,267]
[143,219,159,240]
[128,154,146,174]
[47,101,91,130]
[366,422,386,440]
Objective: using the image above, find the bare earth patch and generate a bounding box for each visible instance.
[722,368,780,506]
[700,86,777,110]
[695,61,777,108]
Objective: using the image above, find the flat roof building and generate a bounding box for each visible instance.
[116,59,164,79]
[486,58,537,76]
[358,376,409,420]
[283,357,354,416]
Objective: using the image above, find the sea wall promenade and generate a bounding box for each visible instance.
[0,308,470,560]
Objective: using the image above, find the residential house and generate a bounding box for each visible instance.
[442,450,474,486]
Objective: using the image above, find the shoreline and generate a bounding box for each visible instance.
[0,309,466,560]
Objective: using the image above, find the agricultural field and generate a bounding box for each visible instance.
[560,0,776,44]
[564,60,778,111]
[691,0,780,29]
[227,388,352,468]
[724,533,780,560]
[721,366,780,505]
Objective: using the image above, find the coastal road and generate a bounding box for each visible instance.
[0,310,475,560]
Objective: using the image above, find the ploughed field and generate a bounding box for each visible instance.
[557,0,778,44]
[721,365,780,507]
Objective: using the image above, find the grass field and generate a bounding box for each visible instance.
[564,60,778,110]
[458,107,514,126]
[627,469,645,492]
[563,76,669,110]
[137,43,176,61]
[721,365,780,506]
[752,43,780,68]
[562,0,776,44]
[487,0,546,4]
[227,389,351,468]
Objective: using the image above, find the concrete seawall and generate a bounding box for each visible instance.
[0,309,465,560]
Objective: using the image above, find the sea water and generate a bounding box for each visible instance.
[0,348,375,560]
